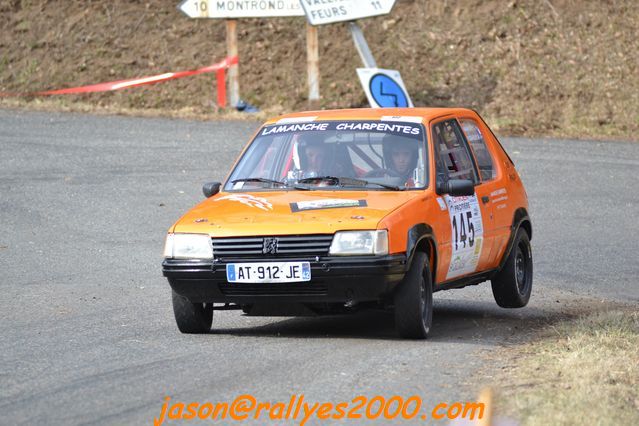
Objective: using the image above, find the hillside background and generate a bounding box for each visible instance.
[1,0,637,138]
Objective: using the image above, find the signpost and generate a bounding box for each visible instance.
[178,0,406,110]
[299,0,409,109]
[225,20,240,107]
[348,22,377,68]
[178,0,307,108]
[357,68,413,108]
[306,24,320,108]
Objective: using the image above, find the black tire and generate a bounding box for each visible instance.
[491,228,533,308]
[394,251,433,339]
[171,290,213,334]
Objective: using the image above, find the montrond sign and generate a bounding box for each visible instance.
[178,0,305,18]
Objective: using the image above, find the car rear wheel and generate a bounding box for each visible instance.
[171,290,213,333]
[491,228,533,308]
[394,251,433,339]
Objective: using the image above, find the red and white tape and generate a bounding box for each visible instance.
[0,56,238,106]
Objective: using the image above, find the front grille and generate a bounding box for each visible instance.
[219,282,328,297]
[211,235,333,259]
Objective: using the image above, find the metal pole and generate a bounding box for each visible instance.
[225,19,240,107]
[348,21,377,68]
[306,23,320,109]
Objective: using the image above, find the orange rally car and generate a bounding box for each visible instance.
[162,108,533,339]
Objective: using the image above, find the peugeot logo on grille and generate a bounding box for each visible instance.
[262,237,279,255]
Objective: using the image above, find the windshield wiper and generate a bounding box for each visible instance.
[231,177,310,190]
[342,178,402,191]
[297,176,342,185]
[231,177,288,186]
[359,181,403,191]
[296,176,402,191]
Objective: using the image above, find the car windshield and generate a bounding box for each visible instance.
[224,120,428,191]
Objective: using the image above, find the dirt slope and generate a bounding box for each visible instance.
[1,0,637,138]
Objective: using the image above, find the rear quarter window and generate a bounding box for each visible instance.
[459,119,496,181]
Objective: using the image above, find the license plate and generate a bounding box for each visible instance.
[226,262,311,283]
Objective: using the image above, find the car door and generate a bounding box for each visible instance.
[430,118,496,283]
[457,115,510,268]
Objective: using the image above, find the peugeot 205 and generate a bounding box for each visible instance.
[162,108,533,339]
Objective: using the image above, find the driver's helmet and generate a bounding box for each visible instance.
[297,132,329,177]
[382,135,418,178]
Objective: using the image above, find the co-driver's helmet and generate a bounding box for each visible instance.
[381,134,418,174]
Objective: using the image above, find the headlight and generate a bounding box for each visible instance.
[163,233,213,259]
[329,230,388,256]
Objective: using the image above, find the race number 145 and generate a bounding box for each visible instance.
[452,211,475,250]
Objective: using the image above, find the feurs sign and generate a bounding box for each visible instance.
[302,0,348,21]
[300,0,395,25]
[178,0,304,18]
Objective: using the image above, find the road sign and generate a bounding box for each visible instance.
[300,0,395,26]
[178,0,304,18]
[357,68,413,108]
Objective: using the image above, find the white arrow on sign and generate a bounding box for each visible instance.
[178,0,305,19]
[300,0,395,26]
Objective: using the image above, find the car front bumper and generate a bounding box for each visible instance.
[163,255,408,304]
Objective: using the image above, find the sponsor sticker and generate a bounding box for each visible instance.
[290,199,367,212]
[436,197,447,211]
[490,188,507,197]
[444,194,484,279]
[214,194,273,211]
[276,116,318,124]
[381,116,423,123]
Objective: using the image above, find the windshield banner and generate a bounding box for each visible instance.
[260,121,423,139]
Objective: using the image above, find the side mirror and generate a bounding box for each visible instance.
[437,179,475,196]
[202,182,221,198]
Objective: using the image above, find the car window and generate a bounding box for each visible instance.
[225,120,429,191]
[459,119,496,181]
[432,119,478,185]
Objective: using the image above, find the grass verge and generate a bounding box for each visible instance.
[493,309,639,425]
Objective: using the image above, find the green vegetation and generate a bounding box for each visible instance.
[494,310,639,425]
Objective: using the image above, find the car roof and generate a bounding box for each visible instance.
[264,107,477,125]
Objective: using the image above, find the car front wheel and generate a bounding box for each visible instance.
[171,290,213,333]
[491,228,533,308]
[394,251,433,339]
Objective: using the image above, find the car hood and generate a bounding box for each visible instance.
[172,190,423,236]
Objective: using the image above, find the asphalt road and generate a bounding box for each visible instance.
[0,110,637,425]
